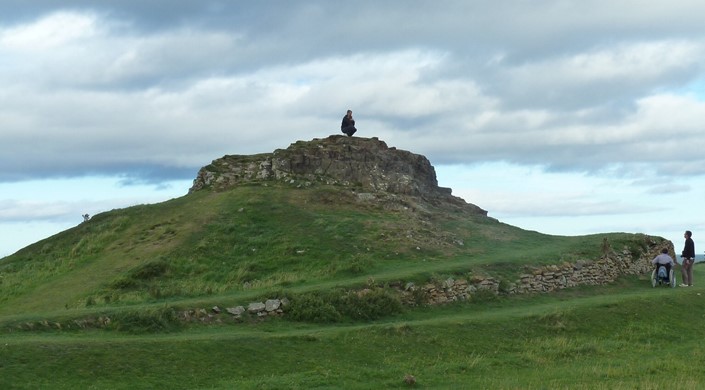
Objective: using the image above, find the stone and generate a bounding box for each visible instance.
[248,302,266,313]
[442,278,455,288]
[226,306,245,316]
[357,288,372,297]
[265,299,281,312]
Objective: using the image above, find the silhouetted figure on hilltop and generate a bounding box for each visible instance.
[341,109,357,137]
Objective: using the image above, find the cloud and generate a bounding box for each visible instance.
[0,3,704,187]
[455,187,660,219]
[0,198,112,223]
[0,11,99,49]
[3,1,705,257]
[0,176,190,223]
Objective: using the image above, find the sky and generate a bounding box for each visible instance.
[2,1,705,258]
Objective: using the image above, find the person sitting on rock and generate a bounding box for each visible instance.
[341,109,357,137]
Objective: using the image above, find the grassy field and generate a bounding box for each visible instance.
[2,272,704,389]
[1,182,694,388]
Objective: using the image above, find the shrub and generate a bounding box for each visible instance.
[336,288,403,320]
[287,292,341,323]
[287,288,403,323]
[498,278,513,294]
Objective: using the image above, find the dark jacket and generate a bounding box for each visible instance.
[682,237,695,259]
[341,115,355,129]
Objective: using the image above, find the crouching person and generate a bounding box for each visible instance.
[341,109,357,137]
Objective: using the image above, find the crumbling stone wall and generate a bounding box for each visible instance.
[176,241,667,322]
[400,243,667,305]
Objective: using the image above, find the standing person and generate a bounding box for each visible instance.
[680,230,695,287]
[341,109,357,137]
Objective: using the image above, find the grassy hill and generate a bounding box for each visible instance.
[2,137,700,388]
[0,182,658,318]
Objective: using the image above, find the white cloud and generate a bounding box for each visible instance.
[0,11,100,50]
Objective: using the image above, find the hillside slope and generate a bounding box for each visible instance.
[0,136,670,322]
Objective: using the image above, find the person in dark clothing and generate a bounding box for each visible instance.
[680,230,695,287]
[341,109,357,136]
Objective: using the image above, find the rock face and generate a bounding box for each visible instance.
[189,135,487,215]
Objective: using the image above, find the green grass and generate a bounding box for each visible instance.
[2,269,704,389]
[0,181,685,388]
[3,183,648,316]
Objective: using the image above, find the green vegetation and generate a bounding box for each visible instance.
[2,275,704,389]
[1,182,692,388]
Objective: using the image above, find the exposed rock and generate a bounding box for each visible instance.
[265,299,281,312]
[226,306,245,316]
[248,302,266,313]
[189,136,486,215]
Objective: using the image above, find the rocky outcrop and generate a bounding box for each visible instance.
[189,135,487,215]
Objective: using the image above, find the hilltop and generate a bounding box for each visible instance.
[189,135,487,214]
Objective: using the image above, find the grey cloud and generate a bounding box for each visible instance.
[646,184,691,195]
[2,2,705,185]
[478,195,661,218]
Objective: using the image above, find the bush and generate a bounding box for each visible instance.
[287,292,341,323]
[336,288,403,320]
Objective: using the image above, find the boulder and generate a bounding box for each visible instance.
[247,302,266,313]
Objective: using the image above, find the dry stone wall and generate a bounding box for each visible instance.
[178,298,289,324]
[400,242,666,305]
[176,241,667,322]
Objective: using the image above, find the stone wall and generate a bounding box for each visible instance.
[179,298,289,324]
[175,241,668,322]
[400,242,668,305]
